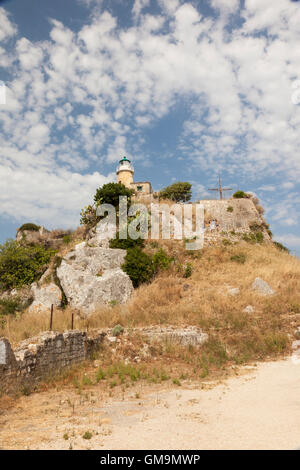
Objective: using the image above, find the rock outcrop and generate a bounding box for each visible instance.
[56,241,133,315]
[29,282,62,314]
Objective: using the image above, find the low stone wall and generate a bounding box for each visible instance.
[0,330,105,395]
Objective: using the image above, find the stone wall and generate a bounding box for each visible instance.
[199,198,270,245]
[0,330,105,395]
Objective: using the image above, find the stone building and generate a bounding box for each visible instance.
[116,156,152,196]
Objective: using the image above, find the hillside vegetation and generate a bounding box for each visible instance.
[2,240,299,379]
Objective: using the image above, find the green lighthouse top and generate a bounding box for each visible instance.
[119,156,131,164]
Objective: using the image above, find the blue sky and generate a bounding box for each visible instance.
[0,0,300,254]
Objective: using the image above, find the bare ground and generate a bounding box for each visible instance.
[0,357,300,450]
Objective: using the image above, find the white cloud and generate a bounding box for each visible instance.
[211,0,240,15]
[158,0,180,15]
[0,7,17,42]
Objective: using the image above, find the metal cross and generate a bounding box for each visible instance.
[208,176,232,200]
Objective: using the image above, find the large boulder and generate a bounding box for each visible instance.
[56,243,133,315]
[29,282,62,313]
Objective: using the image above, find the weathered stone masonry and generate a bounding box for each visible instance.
[0,330,105,395]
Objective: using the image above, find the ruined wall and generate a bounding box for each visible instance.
[199,198,270,245]
[0,330,105,395]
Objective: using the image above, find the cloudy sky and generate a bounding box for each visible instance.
[0,0,300,253]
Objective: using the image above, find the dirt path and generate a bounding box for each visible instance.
[0,358,300,450]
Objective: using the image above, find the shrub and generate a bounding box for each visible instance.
[227,206,234,212]
[183,263,193,278]
[80,204,98,228]
[109,231,145,250]
[159,182,192,202]
[153,249,173,272]
[274,241,289,253]
[0,240,54,290]
[249,222,263,232]
[63,234,72,244]
[18,223,40,232]
[0,297,23,316]
[242,232,264,244]
[112,324,124,336]
[230,253,246,264]
[122,247,154,287]
[233,190,249,199]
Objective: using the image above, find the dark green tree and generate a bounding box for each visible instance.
[159,182,192,202]
[94,182,134,208]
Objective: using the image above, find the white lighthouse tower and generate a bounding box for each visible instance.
[116,156,134,188]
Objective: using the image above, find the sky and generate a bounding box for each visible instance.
[0,0,300,254]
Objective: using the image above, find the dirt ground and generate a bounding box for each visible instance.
[0,357,300,450]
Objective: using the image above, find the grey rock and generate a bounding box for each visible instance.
[56,243,133,315]
[29,282,62,313]
[251,277,275,296]
[243,305,254,314]
[228,287,240,296]
[141,326,208,348]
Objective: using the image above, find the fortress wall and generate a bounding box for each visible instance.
[200,198,264,232]
[0,330,105,395]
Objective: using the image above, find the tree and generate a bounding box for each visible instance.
[94,182,134,208]
[159,182,192,203]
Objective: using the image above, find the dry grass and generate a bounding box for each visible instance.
[2,242,300,368]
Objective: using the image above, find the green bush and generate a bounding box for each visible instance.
[18,223,40,232]
[233,190,249,199]
[227,206,234,212]
[183,263,193,278]
[0,240,55,290]
[0,297,23,316]
[230,253,246,264]
[153,249,173,271]
[242,232,264,244]
[122,247,154,287]
[112,324,124,336]
[159,182,192,202]
[63,234,72,244]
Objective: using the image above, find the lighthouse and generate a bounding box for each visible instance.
[116,156,153,196]
[116,156,134,188]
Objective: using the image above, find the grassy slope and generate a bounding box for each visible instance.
[3,241,299,374]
